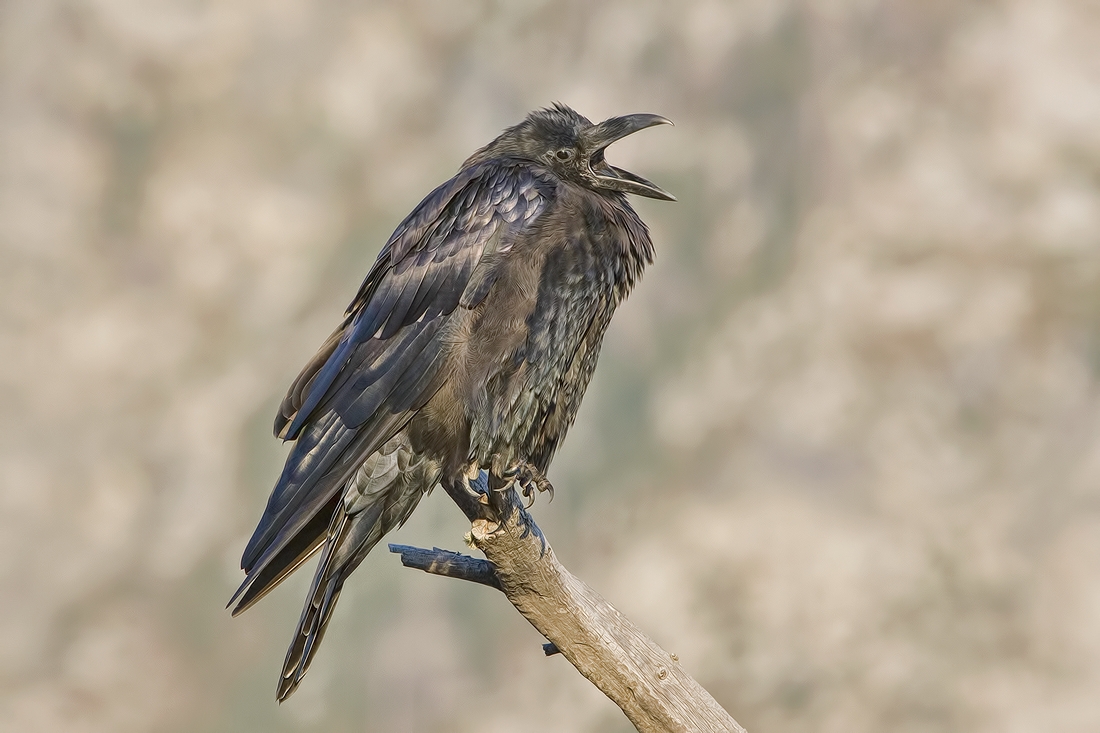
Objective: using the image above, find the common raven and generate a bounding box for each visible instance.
[230,104,673,700]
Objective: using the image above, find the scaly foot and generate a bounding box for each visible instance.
[502,460,554,507]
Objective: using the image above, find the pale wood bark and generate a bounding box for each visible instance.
[389,480,745,733]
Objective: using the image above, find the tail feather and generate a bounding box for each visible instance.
[277,509,358,701]
[273,434,441,702]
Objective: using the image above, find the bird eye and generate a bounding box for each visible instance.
[554,149,574,161]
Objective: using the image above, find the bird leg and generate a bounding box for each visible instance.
[499,459,554,508]
[470,457,549,554]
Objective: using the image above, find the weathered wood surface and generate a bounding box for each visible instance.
[387,544,501,590]
[390,479,745,733]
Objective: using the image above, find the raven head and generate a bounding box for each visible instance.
[467,103,675,201]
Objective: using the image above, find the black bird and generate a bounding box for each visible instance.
[230,104,673,701]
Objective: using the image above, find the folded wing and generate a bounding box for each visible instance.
[231,161,553,613]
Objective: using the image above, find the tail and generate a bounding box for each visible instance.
[276,435,440,702]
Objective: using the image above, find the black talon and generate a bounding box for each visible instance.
[463,472,488,499]
[500,460,555,509]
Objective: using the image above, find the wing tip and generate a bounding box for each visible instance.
[227,574,258,616]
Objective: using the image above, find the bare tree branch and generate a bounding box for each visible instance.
[388,544,501,590]
[390,478,746,733]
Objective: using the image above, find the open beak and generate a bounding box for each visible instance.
[586,113,676,201]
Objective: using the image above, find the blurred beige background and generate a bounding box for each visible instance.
[3,1,1100,731]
